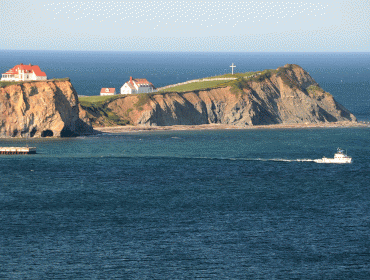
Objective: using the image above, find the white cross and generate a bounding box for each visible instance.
[230,63,236,75]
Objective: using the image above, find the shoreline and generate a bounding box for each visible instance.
[93,121,370,134]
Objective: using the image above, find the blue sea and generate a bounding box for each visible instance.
[1,51,370,279]
[0,51,369,121]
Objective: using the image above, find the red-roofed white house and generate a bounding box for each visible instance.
[100,88,117,96]
[1,63,47,82]
[120,76,157,95]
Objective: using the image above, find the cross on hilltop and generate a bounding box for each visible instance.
[230,63,236,75]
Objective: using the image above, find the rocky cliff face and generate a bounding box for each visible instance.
[81,64,356,127]
[0,79,93,137]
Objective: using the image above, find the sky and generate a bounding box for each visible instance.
[1,0,369,51]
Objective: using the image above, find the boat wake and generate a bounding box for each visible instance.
[194,157,317,163]
[63,154,343,164]
[211,157,348,164]
[242,158,316,163]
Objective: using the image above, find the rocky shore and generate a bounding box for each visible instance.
[94,121,369,134]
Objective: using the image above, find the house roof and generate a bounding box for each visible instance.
[133,78,151,85]
[100,87,116,94]
[127,78,155,88]
[3,63,47,77]
[126,83,136,90]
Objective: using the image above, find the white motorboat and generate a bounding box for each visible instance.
[316,148,352,164]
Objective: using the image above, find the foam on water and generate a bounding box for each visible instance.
[188,156,318,163]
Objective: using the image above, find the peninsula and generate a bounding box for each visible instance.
[79,64,356,128]
[0,64,360,138]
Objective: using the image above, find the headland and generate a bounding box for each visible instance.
[0,64,360,138]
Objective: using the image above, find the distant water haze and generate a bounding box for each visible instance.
[0,51,369,121]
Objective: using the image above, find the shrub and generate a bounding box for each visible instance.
[229,78,250,96]
[134,93,155,110]
[0,81,21,88]
[307,85,324,93]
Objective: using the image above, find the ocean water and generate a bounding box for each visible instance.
[0,51,369,121]
[1,51,370,278]
[1,128,370,279]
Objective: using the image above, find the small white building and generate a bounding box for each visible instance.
[120,76,157,95]
[1,63,47,81]
[100,88,116,96]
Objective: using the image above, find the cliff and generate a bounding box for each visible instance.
[80,64,356,127]
[0,79,93,137]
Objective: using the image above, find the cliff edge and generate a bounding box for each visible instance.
[0,79,93,137]
[80,64,356,127]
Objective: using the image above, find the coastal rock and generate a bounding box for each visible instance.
[0,80,93,137]
[86,64,355,127]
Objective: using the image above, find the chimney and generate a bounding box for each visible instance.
[29,63,32,66]
[20,63,23,65]
[130,76,133,83]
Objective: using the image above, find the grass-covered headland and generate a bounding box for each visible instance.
[79,65,310,126]
[78,71,259,126]
[157,71,256,94]
[78,70,264,122]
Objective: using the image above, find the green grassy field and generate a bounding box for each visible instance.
[158,80,232,93]
[158,71,257,93]
[203,71,256,79]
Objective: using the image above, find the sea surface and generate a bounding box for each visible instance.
[0,51,370,278]
[0,51,369,121]
[1,128,370,279]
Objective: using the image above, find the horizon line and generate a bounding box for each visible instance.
[1,49,370,54]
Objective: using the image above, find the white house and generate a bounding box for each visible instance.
[1,63,47,81]
[100,88,116,96]
[120,76,157,95]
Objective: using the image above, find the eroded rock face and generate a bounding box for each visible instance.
[92,64,355,127]
[0,80,93,137]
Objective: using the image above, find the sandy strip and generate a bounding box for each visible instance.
[93,122,370,134]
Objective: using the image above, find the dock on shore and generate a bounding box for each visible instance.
[0,147,36,155]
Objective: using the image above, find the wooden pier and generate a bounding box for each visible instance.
[0,147,36,155]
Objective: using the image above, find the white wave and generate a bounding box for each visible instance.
[199,157,317,163]
[267,158,315,162]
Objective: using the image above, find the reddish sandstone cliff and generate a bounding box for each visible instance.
[0,79,93,137]
[80,64,356,127]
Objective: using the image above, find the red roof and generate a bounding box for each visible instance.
[100,88,116,94]
[127,77,155,88]
[133,78,151,85]
[3,63,47,77]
